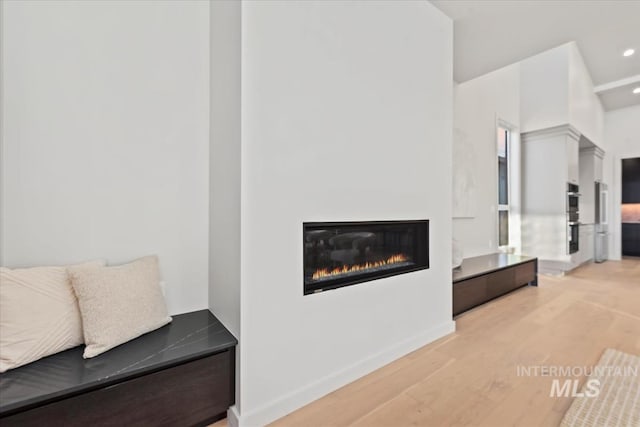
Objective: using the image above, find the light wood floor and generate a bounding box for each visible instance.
[215,258,640,427]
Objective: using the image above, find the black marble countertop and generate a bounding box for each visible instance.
[0,309,237,416]
[453,253,537,283]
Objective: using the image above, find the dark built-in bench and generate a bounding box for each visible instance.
[0,310,237,427]
[453,253,538,317]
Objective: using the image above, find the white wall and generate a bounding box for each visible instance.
[210,0,242,412]
[0,0,5,264]
[520,44,570,133]
[519,42,604,145]
[568,43,605,146]
[603,105,640,260]
[238,1,453,425]
[453,63,520,257]
[1,0,210,314]
[210,0,241,343]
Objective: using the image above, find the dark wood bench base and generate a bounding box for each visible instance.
[453,254,538,317]
[0,310,237,427]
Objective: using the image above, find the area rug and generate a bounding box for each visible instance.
[560,348,640,427]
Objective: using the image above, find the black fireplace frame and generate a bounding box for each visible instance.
[303,220,429,295]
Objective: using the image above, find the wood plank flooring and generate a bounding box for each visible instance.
[215,258,640,427]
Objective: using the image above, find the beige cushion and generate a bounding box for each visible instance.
[0,260,104,372]
[69,255,172,359]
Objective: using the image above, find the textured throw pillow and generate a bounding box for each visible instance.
[68,255,172,359]
[0,260,105,372]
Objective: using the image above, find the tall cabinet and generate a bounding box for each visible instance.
[578,146,605,264]
[521,124,584,274]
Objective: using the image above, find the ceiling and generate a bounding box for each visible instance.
[432,0,640,111]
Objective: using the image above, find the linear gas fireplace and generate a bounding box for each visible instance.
[303,220,429,294]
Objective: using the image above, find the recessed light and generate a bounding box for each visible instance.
[634,87,640,95]
[623,48,635,57]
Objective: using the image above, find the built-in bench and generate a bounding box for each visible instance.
[0,310,237,427]
[453,253,538,317]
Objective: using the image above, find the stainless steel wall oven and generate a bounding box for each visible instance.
[567,183,580,254]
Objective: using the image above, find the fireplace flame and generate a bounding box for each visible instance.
[312,254,409,281]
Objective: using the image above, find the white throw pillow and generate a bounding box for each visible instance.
[68,255,172,359]
[0,260,104,372]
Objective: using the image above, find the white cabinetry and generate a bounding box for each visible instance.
[567,137,579,185]
[579,146,605,226]
[579,224,594,263]
[594,154,603,182]
[522,124,583,273]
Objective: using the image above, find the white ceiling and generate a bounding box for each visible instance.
[432,0,640,110]
[596,78,640,111]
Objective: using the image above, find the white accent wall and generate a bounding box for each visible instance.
[520,44,570,134]
[238,1,453,425]
[210,0,241,344]
[568,44,605,146]
[209,0,242,411]
[0,0,210,314]
[453,63,521,257]
[520,42,605,146]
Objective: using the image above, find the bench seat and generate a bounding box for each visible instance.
[452,253,538,317]
[0,309,237,427]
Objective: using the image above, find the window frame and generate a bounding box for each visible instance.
[497,122,512,249]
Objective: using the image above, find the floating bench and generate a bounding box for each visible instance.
[0,310,237,427]
[453,253,538,317]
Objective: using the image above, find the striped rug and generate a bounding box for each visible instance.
[561,348,640,427]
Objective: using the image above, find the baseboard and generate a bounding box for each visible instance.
[227,405,240,427]
[236,320,456,427]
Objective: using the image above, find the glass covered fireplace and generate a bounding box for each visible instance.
[303,220,429,294]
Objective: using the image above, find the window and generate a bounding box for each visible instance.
[498,126,510,247]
